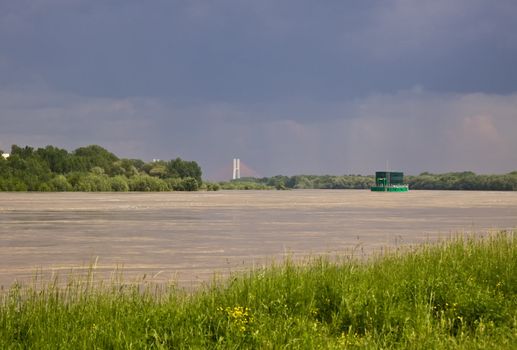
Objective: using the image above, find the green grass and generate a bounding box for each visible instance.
[1,232,516,349]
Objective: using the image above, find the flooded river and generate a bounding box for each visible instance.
[1,190,516,288]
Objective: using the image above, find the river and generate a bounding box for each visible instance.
[1,190,516,288]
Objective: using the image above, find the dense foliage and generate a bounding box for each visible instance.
[219,181,274,190]
[0,145,207,192]
[1,232,515,348]
[223,171,517,191]
[220,175,374,190]
[407,171,517,191]
[2,144,516,191]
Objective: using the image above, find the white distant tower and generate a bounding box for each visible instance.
[232,158,241,180]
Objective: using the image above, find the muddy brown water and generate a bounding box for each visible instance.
[1,190,516,288]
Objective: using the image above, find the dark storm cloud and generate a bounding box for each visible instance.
[2,0,516,103]
[1,1,517,178]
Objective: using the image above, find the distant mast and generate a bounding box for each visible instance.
[232,158,241,180]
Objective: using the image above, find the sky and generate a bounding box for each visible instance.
[1,0,517,180]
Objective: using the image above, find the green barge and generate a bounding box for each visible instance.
[371,171,409,192]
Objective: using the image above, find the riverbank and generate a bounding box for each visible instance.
[1,232,515,348]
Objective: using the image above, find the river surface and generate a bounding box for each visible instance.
[1,190,516,288]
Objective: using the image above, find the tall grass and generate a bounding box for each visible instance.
[1,232,515,349]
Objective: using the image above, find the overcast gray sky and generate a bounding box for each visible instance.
[1,0,516,179]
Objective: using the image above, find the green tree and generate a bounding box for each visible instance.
[35,146,72,173]
[167,158,202,184]
[116,159,140,177]
[5,154,52,191]
[149,162,168,178]
[0,144,209,192]
[10,145,35,159]
[72,145,119,174]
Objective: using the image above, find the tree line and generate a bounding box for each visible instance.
[223,171,517,191]
[2,145,515,192]
[0,145,218,192]
[406,171,517,191]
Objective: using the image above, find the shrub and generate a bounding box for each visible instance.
[37,183,52,192]
[110,176,129,192]
[0,177,28,191]
[178,177,199,191]
[165,177,199,191]
[128,175,169,191]
[49,175,73,191]
[74,174,111,192]
[204,182,221,191]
